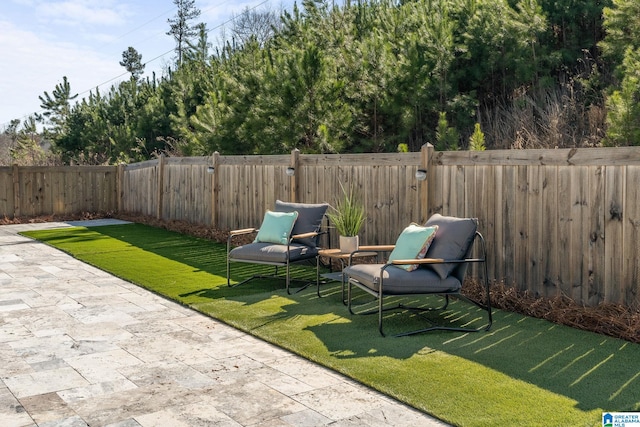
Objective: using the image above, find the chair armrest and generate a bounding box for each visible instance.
[291,231,319,240]
[229,228,257,237]
[347,245,395,264]
[389,257,484,265]
[227,228,258,251]
[356,245,395,252]
[389,258,440,265]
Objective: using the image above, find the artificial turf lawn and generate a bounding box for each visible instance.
[22,223,640,427]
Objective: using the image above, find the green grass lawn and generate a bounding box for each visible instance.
[22,223,640,427]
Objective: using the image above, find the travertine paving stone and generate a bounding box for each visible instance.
[0,221,448,426]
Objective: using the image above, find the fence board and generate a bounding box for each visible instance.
[572,167,590,303]
[587,166,605,305]
[501,166,516,285]
[513,166,528,291]
[557,166,572,298]
[541,166,559,297]
[624,166,640,305]
[604,165,625,304]
[526,166,542,295]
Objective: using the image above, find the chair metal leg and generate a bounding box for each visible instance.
[378,286,385,336]
[316,256,321,297]
[227,257,320,295]
[349,279,492,337]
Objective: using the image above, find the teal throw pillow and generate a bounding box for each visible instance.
[387,223,439,271]
[254,210,298,245]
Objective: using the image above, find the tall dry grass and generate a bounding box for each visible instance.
[480,77,606,150]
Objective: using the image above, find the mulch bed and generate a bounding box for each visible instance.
[4,211,639,344]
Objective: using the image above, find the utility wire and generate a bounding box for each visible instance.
[2,0,270,129]
[80,0,269,100]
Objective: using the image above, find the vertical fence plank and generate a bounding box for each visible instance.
[526,166,543,296]
[571,167,590,303]
[0,168,13,217]
[557,165,572,298]
[624,166,640,305]
[604,165,625,303]
[428,163,443,218]
[513,165,529,291]
[12,165,20,217]
[541,166,559,297]
[501,165,516,286]
[587,166,605,305]
[491,165,503,282]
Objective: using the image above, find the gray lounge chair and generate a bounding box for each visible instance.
[227,200,328,294]
[344,214,492,336]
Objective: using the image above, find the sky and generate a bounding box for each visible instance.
[0,0,310,131]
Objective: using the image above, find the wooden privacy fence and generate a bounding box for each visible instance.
[119,150,425,245]
[2,146,639,308]
[116,145,640,308]
[0,165,117,218]
[426,146,640,308]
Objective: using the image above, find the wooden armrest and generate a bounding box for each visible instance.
[356,245,395,252]
[390,258,446,265]
[229,228,257,236]
[291,231,318,240]
[390,257,481,266]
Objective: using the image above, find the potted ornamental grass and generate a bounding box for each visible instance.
[327,182,367,253]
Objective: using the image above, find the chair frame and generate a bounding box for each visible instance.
[226,227,327,295]
[346,231,492,337]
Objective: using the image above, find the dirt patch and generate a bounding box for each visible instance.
[4,211,639,344]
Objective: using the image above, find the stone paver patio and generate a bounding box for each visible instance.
[0,221,448,427]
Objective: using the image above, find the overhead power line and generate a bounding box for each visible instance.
[1,0,271,130]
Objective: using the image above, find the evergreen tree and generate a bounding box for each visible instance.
[469,123,486,151]
[37,76,78,139]
[11,117,52,166]
[38,0,622,162]
[603,47,640,145]
[120,47,145,80]
[600,0,640,145]
[435,112,459,151]
[167,0,202,64]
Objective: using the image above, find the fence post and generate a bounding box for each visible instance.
[210,151,220,229]
[289,149,300,202]
[12,164,20,218]
[117,163,124,213]
[419,143,434,223]
[156,154,165,220]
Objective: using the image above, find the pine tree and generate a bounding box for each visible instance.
[469,123,486,151]
[37,76,78,138]
[167,0,202,65]
[120,47,145,80]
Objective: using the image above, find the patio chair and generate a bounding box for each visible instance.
[227,200,329,294]
[343,214,492,336]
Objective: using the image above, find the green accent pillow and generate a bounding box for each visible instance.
[387,224,439,271]
[254,210,298,245]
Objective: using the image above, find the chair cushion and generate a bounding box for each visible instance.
[254,210,298,244]
[344,263,461,295]
[275,200,328,247]
[424,214,478,279]
[387,224,438,271]
[230,242,318,264]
